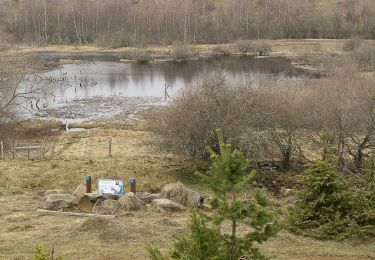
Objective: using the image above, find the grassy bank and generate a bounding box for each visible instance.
[2,39,375,72]
[0,39,361,56]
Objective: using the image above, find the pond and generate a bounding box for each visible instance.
[27,53,313,123]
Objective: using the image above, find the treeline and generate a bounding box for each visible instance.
[2,0,375,46]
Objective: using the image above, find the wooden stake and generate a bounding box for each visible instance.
[0,141,3,160]
[12,143,15,159]
[108,137,112,157]
[36,209,116,218]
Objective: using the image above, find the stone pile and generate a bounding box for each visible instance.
[40,182,202,215]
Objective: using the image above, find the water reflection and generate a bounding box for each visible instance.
[36,55,312,105]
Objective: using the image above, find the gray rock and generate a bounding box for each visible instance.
[84,193,104,202]
[41,194,77,211]
[103,194,120,200]
[44,189,70,196]
[152,199,187,213]
[118,193,144,211]
[73,184,86,198]
[76,196,96,213]
[161,182,201,207]
[137,192,160,204]
[92,199,120,215]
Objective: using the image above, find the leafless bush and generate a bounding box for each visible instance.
[0,55,47,151]
[212,45,233,56]
[343,38,362,52]
[235,40,271,56]
[172,44,190,61]
[121,48,152,63]
[150,66,375,170]
[353,45,375,72]
[150,73,258,157]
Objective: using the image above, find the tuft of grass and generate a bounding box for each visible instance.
[235,40,271,56]
[343,38,362,52]
[172,44,190,61]
[212,45,233,56]
[121,48,152,63]
[353,45,375,72]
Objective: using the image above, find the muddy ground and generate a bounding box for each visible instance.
[34,96,164,125]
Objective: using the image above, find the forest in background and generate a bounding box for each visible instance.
[1,0,375,47]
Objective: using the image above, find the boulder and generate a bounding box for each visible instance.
[152,199,187,213]
[103,194,120,200]
[44,189,70,196]
[137,192,160,204]
[76,196,96,213]
[92,199,120,215]
[160,182,201,207]
[73,184,86,198]
[75,192,104,213]
[84,193,104,202]
[118,193,144,211]
[41,194,77,211]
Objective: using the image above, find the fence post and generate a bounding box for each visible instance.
[52,143,55,158]
[108,137,112,157]
[12,143,15,159]
[0,141,3,160]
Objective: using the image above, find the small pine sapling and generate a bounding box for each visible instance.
[194,129,279,260]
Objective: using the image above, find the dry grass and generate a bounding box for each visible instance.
[2,39,374,57]
[0,126,374,259]
[1,40,374,73]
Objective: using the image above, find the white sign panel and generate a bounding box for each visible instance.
[98,179,124,195]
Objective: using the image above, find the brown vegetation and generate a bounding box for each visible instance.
[150,66,375,171]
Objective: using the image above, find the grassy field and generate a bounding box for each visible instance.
[0,124,374,260]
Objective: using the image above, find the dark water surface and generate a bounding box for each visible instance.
[37,53,310,102]
[26,53,312,122]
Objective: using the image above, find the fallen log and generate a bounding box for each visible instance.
[36,209,116,218]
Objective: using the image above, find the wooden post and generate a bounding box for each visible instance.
[52,143,55,158]
[108,137,112,157]
[27,148,30,160]
[12,143,15,159]
[0,141,3,160]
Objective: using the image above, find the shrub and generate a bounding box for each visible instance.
[343,38,362,52]
[353,45,375,72]
[212,45,233,56]
[121,48,152,63]
[149,74,256,158]
[235,40,254,53]
[172,44,190,61]
[256,42,272,56]
[288,160,375,240]
[34,244,62,260]
[235,40,271,56]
